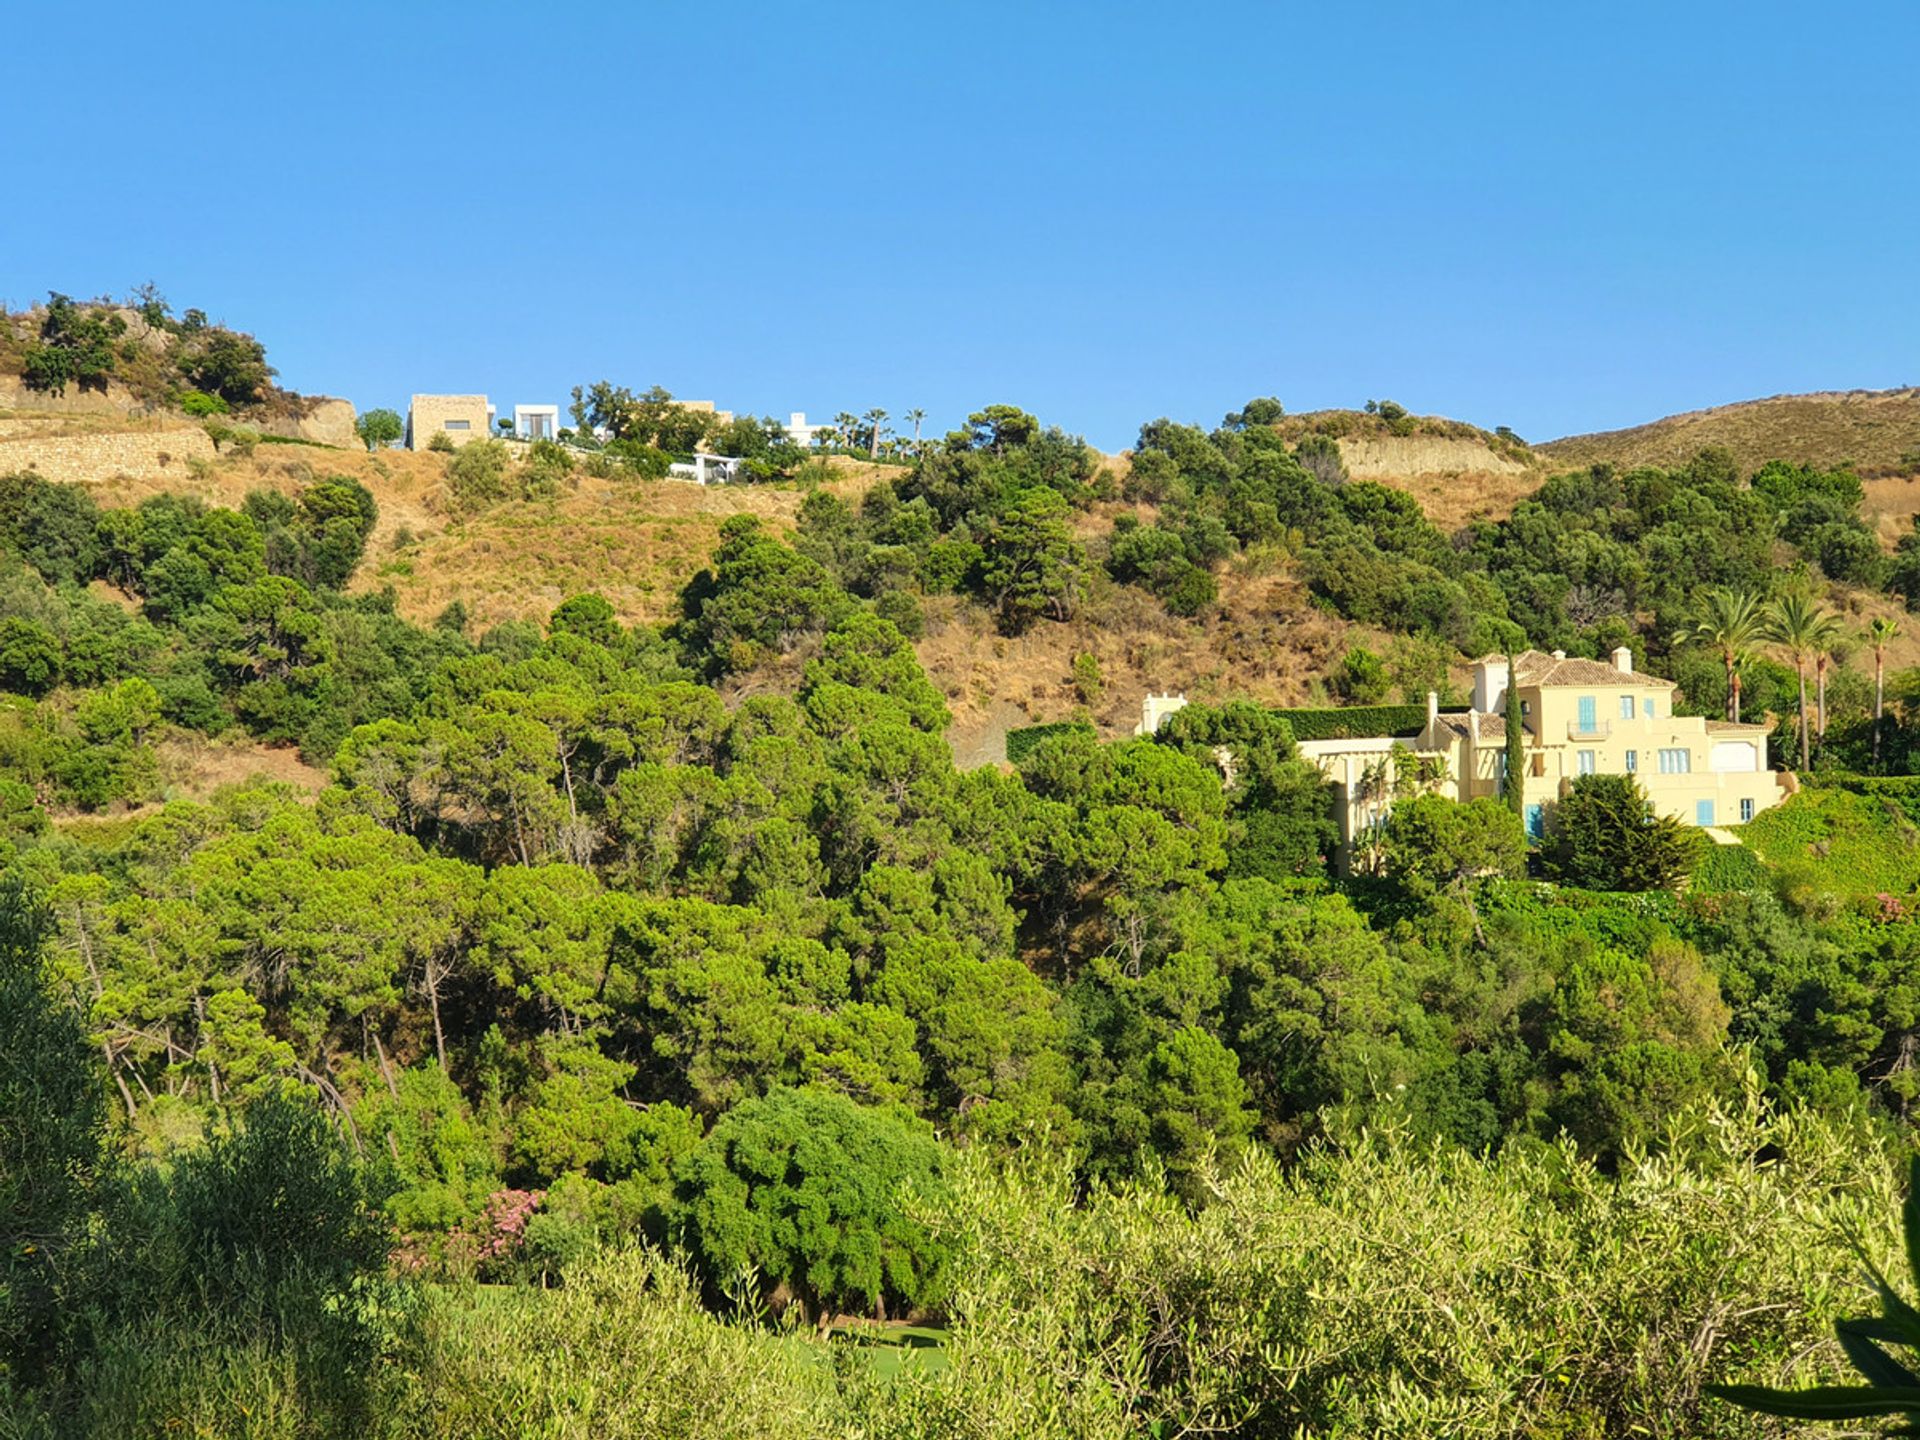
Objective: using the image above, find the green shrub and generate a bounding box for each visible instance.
[873,588,925,640]
[177,389,228,417]
[408,1249,843,1439]
[671,1086,952,1321]
[355,408,404,451]
[1005,719,1096,764]
[900,1098,1892,1440]
[1691,842,1766,893]
[0,618,61,695]
[1741,787,1920,896]
[0,882,108,1384]
[1071,651,1103,708]
[1332,645,1393,704]
[1540,773,1704,892]
[444,439,512,514]
[1270,703,1430,741]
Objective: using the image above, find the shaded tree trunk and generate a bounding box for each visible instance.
[1796,661,1811,771]
[1876,649,1887,770]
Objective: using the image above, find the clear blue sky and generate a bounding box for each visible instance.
[6,1,1916,451]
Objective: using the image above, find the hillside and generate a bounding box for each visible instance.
[17,364,1920,768]
[1540,387,1920,477]
[1274,407,1547,526]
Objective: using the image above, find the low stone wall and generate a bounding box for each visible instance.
[0,377,357,449]
[0,427,218,486]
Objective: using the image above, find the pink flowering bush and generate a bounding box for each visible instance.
[478,1187,545,1261]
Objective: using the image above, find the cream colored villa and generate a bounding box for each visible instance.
[1295,647,1793,867]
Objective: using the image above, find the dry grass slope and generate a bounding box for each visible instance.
[19,385,1920,763]
[1541,388,1920,476]
[1266,409,1549,527]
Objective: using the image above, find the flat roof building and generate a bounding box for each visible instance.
[407,394,492,449]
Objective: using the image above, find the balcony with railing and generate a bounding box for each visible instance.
[1567,718,1612,740]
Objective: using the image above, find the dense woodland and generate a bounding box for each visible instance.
[7,392,1920,1436]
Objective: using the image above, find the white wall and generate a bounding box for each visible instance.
[1710,740,1758,773]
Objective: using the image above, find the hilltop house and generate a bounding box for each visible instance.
[1293,647,1792,869]
[407,394,493,449]
[513,404,559,441]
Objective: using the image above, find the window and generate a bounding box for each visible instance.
[1658,748,1691,774]
[1577,749,1596,776]
[1696,799,1715,826]
[1577,696,1597,732]
[444,419,471,431]
[1525,803,1545,840]
[1739,797,1755,822]
[1624,749,1637,773]
[1643,698,1655,719]
[1619,695,1635,720]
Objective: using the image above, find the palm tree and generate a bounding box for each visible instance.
[1688,587,1768,722]
[1764,593,1841,771]
[831,412,859,454]
[904,407,926,454]
[1870,616,1902,770]
[1814,631,1848,745]
[863,408,889,460]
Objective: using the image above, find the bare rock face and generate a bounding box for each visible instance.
[0,374,148,417]
[295,397,358,448]
[1336,434,1533,480]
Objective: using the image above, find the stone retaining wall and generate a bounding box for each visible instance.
[0,427,218,485]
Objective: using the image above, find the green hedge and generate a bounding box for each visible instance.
[1691,843,1767,894]
[1798,774,1920,827]
[1740,787,1920,896]
[1271,705,1437,742]
[1005,720,1096,765]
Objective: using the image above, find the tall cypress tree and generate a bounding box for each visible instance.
[1505,644,1525,820]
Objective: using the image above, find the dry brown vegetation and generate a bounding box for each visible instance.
[1264,409,1548,526]
[920,553,1403,751]
[153,733,329,799]
[1541,387,1920,476]
[24,388,1920,750]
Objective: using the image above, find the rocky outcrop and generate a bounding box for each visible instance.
[0,370,357,448]
[292,397,357,448]
[0,375,155,418]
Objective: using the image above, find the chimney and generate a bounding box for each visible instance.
[1551,649,1567,661]
[1613,645,1633,674]
[1426,690,1439,731]
[1471,658,1510,715]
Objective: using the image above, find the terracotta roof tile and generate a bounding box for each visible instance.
[1472,648,1676,689]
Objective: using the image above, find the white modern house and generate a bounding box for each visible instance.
[513,404,560,441]
[787,412,830,448]
[668,454,745,485]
